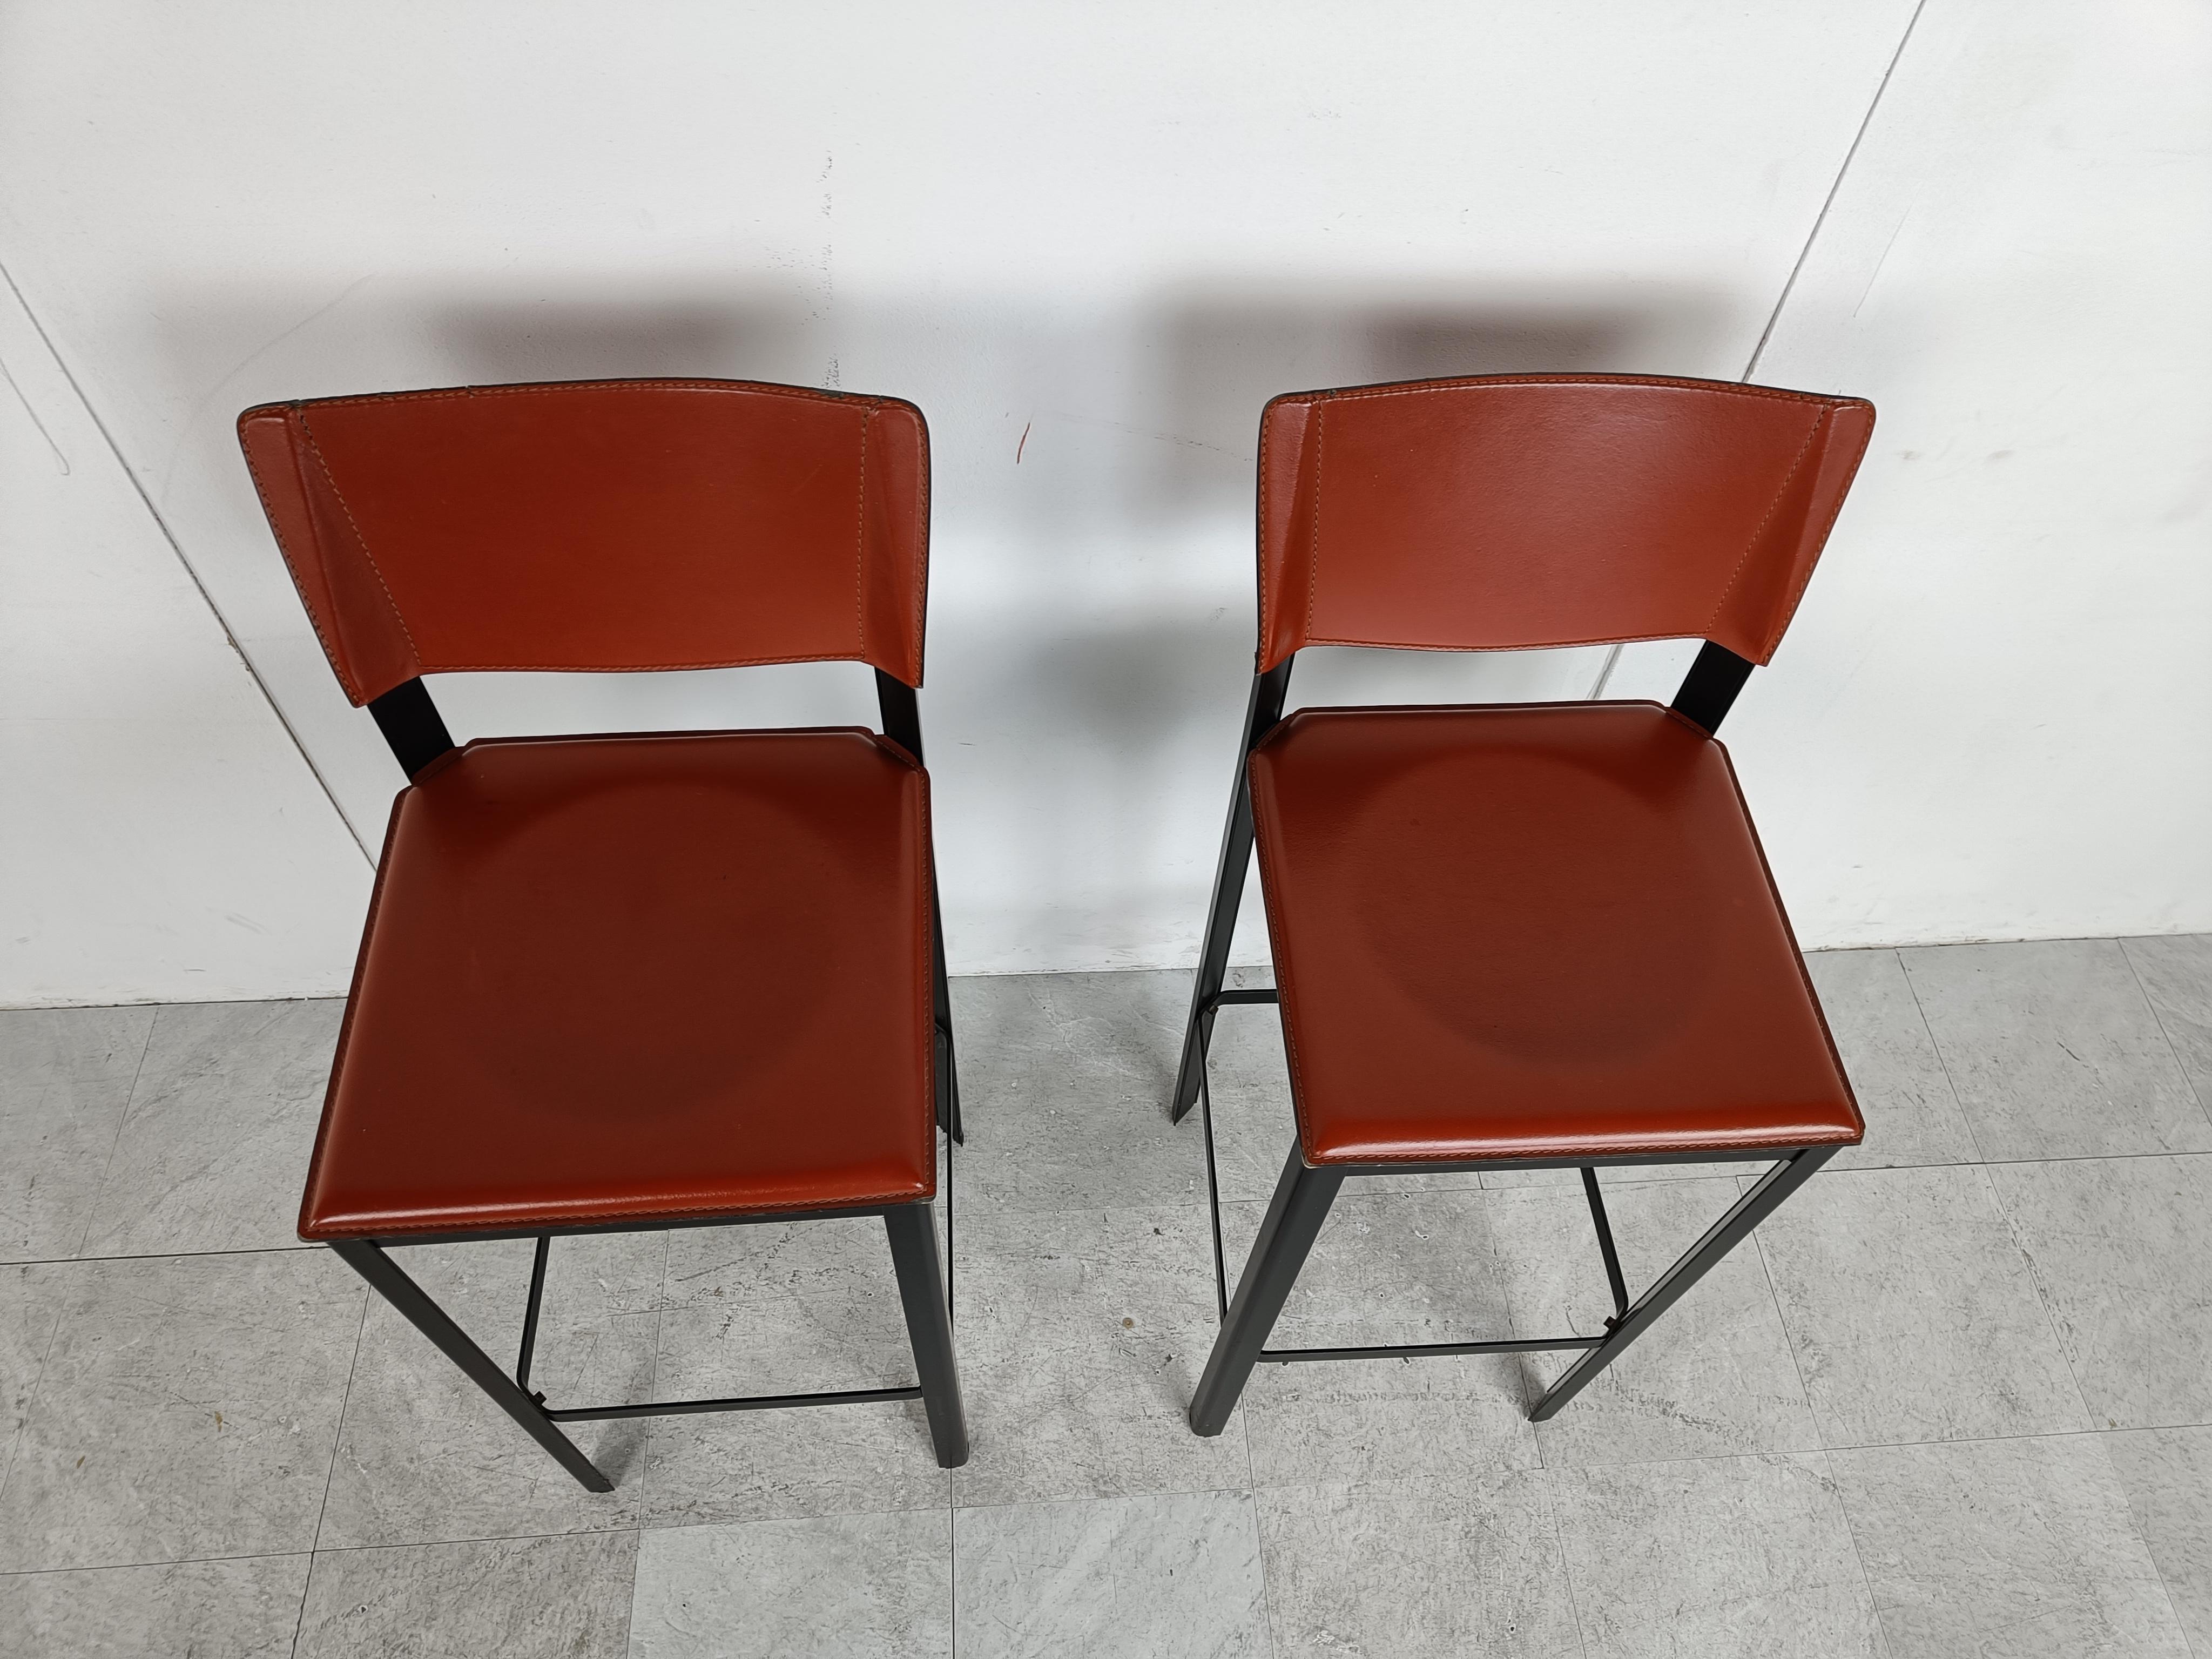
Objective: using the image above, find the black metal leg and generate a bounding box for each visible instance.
[929,870,963,1145]
[1188,1145,1344,1435]
[1580,1168,1630,1321]
[1171,663,1291,1124]
[885,1203,968,1468]
[329,1238,614,1494]
[1529,1145,1837,1421]
[1171,775,1255,1124]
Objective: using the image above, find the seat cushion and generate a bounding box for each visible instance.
[1247,702,1862,1166]
[299,729,936,1240]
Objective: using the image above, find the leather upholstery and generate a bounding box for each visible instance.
[1256,375,1873,671]
[296,729,936,1239]
[1247,702,1863,1165]
[238,380,929,704]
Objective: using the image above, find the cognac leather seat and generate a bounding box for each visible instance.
[298,726,936,1241]
[1247,700,1862,1166]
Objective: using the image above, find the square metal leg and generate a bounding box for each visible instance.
[1188,1145,1344,1435]
[886,1202,969,1467]
[331,1237,615,1493]
[331,1197,975,1491]
[1527,1144,1837,1420]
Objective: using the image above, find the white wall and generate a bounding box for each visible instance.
[0,266,371,1005]
[1740,0,2212,947]
[0,0,2203,1001]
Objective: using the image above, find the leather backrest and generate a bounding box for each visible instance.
[1256,374,1873,671]
[238,379,929,704]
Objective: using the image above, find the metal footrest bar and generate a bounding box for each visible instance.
[509,1178,952,1428]
[1260,1334,1603,1365]
[1193,995,1635,1351]
[546,1384,925,1423]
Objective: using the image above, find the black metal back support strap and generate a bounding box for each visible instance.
[1668,640,1756,736]
[367,677,457,779]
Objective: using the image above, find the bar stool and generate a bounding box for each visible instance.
[238,378,967,1488]
[1172,373,1874,1435]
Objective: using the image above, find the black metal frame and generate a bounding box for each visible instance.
[1171,639,1841,1436]
[334,670,968,1489]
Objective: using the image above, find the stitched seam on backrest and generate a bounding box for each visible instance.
[295,411,424,663]
[911,411,929,681]
[1766,409,1874,656]
[1305,400,1326,645]
[239,421,361,703]
[1704,409,1828,639]
[1255,404,1272,659]
[854,402,871,658]
[1305,374,1846,408]
[300,379,872,410]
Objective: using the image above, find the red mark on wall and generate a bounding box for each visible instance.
[1016,420,1031,464]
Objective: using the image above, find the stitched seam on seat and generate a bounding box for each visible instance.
[1313,1129,1859,1165]
[298,788,412,1235]
[1245,761,1323,1162]
[1704,409,1828,639]
[909,767,939,1193]
[305,1185,939,1239]
[296,412,425,662]
[240,422,363,703]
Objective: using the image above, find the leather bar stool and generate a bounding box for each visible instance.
[1171,373,1874,1436]
[238,379,967,1488]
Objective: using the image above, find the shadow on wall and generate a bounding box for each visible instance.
[166,274,1737,967]
[1139,283,1731,517]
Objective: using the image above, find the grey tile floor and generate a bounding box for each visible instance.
[1,935,2209,1656]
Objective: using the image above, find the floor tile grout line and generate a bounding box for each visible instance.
[3,1244,316,1270]
[292,1279,372,1657]
[2102,1429,2207,1659]
[1748,1225,1825,1453]
[615,1527,644,1659]
[308,1292,373,1557]
[70,1007,163,1261]
[1222,1418,2212,1490]
[1816,1445,1901,1658]
[1749,1222,1893,1649]
[1239,1338,1284,1657]
[1974,1162,2101,1431]
[257,1524,646,1562]
[1896,948,1993,1166]
[1540,1468,1596,1659]
[2119,938,2212,1128]
[637,1230,671,1528]
[0,1549,316,1581]
[0,1299,66,1516]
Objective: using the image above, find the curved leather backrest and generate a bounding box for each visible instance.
[238,379,930,704]
[1256,374,1874,672]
